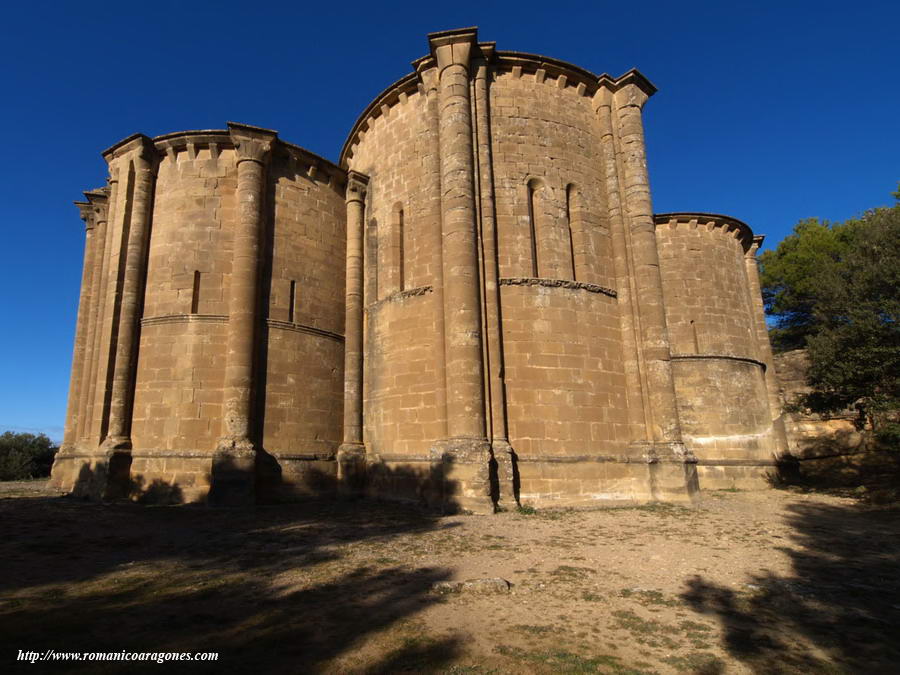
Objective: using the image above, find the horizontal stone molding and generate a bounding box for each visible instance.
[513,453,691,465]
[499,277,617,298]
[367,285,434,311]
[52,452,101,460]
[368,454,436,463]
[130,449,340,461]
[266,319,344,342]
[141,314,228,327]
[131,449,217,459]
[269,452,336,462]
[141,315,345,343]
[670,353,766,371]
[694,458,779,467]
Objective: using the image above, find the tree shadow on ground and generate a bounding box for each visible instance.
[0,481,463,672]
[681,498,900,673]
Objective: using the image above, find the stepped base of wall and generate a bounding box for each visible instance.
[52,443,782,508]
[50,447,133,501]
[514,456,700,507]
[695,460,776,490]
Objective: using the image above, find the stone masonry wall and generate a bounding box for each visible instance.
[490,67,614,289]
[55,29,785,507]
[261,149,345,463]
[657,215,777,486]
[348,80,447,472]
[501,281,628,457]
[131,139,237,484]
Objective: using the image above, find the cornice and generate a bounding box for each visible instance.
[101,133,156,163]
[654,212,756,252]
[98,124,348,191]
[339,30,656,168]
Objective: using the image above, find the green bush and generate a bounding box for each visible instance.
[875,422,900,451]
[0,432,58,481]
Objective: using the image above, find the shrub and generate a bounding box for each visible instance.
[0,432,58,481]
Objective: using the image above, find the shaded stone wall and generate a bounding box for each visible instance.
[345,73,446,478]
[130,135,236,501]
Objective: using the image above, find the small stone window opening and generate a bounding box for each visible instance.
[190,271,201,314]
[289,280,297,323]
[367,219,379,302]
[566,184,577,282]
[398,208,406,291]
[527,179,541,277]
[691,320,700,354]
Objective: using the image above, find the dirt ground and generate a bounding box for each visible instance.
[1,480,898,674]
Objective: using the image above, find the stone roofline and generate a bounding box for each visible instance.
[654,212,764,252]
[338,26,656,167]
[99,123,347,190]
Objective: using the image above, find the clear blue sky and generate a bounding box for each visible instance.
[1,0,897,440]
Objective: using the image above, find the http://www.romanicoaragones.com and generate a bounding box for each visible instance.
[17,650,219,665]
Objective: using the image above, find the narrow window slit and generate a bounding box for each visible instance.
[289,280,297,323]
[191,271,200,314]
[527,181,539,277]
[398,208,405,291]
[566,184,577,281]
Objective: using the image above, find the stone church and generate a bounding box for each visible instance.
[51,28,788,512]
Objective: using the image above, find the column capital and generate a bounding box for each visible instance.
[346,170,369,203]
[428,27,478,72]
[593,69,657,112]
[84,188,109,225]
[228,122,277,165]
[471,41,496,79]
[74,190,108,231]
[747,234,765,257]
[74,201,94,230]
[612,69,657,110]
[102,133,158,172]
[415,58,439,94]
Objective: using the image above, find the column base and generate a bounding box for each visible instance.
[51,439,134,501]
[430,437,494,514]
[631,441,700,503]
[87,437,133,500]
[209,438,256,506]
[336,443,367,496]
[490,439,518,508]
[49,443,77,489]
